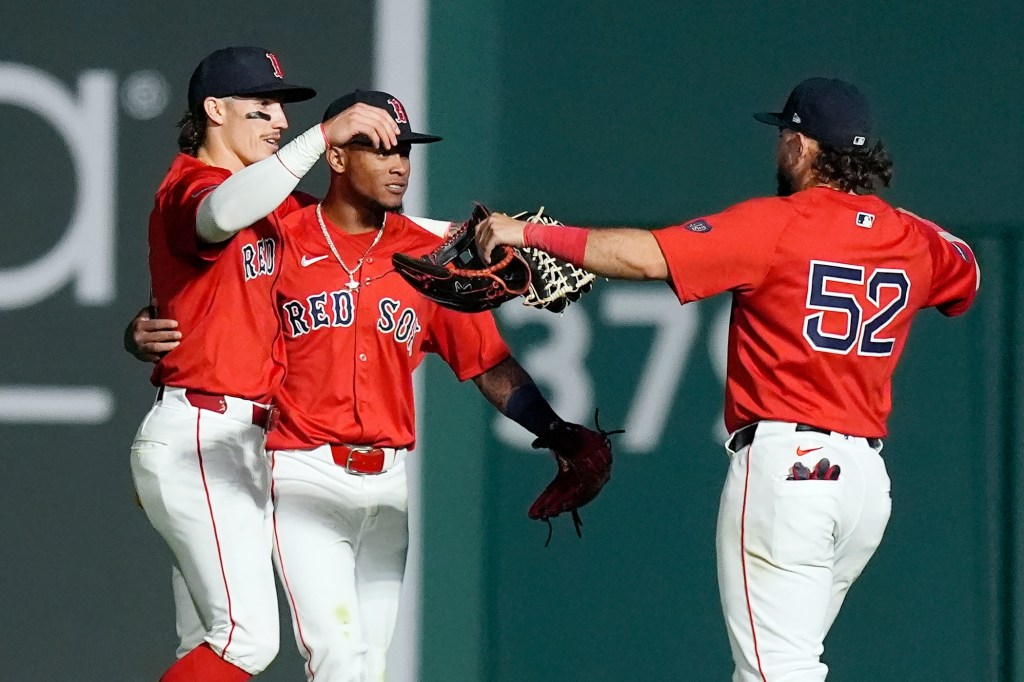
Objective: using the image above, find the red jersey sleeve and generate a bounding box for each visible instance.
[651,197,791,303]
[899,210,980,316]
[423,307,511,381]
[161,165,232,263]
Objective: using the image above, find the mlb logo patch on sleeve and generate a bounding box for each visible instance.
[855,212,875,228]
[684,219,712,233]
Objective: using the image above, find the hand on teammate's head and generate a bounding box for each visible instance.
[322,102,401,151]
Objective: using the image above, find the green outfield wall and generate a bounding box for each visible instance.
[420,2,1022,681]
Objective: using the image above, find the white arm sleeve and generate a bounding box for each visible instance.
[195,124,328,243]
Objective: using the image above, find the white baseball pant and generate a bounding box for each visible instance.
[130,387,280,674]
[270,446,409,682]
[716,420,892,682]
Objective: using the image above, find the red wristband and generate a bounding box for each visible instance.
[318,123,330,149]
[523,223,589,265]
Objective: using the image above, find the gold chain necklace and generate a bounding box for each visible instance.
[315,203,385,291]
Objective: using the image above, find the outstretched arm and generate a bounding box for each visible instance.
[123,306,181,363]
[475,213,669,281]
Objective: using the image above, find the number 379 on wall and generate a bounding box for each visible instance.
[803,260,911,356]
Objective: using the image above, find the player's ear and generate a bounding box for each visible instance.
[203,97,227,125]
[793,132,822,183]
[776,130,800,167]
[794,132,820,164]
[325,146,346,174]
[779,131,814,174]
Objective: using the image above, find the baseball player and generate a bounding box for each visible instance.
[131,47,401,682]
[265,89,584,681]
[131,89,590,681]
[475,77,980,681]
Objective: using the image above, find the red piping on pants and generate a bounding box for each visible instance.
[740,442,768,682]
[196,411,238,658]
[270,452,316,680]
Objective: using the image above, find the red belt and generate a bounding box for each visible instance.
[158,387,278,431]
[330,444,390,474]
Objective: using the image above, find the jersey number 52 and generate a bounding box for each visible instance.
[803,260,910,357]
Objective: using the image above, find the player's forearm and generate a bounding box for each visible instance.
[517,221,668,281]
[578,228,669,281]
[196,124,329,243]
[472,357,561,437]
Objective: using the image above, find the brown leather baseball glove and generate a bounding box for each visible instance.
[529,412,622,545]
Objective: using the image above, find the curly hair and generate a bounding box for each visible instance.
[177,110,207,156]
[812,140,894,194]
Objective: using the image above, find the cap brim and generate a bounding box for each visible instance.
[753,112,787,127]
[400,132,442,144]
[234,83,317,104]
[349,132,443,146]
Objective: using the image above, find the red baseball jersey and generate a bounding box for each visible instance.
[266,208,511,450]
[653,186,980,437]
[148,153,313,402]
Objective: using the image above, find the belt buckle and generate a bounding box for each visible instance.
[345,445,378,475]
[264,406,280,432]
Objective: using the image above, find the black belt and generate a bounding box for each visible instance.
[729,422,882,451]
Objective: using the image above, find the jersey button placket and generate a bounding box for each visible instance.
[363,257,375,288]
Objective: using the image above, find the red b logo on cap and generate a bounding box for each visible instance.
[387,97,409,124]
[265,52,284,79]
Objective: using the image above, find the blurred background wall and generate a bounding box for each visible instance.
[1,1,1020,680]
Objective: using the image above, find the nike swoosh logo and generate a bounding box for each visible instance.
[301,255,328,267]
[796,446,824,457]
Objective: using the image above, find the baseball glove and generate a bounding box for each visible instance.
[512,208,596,313]
[391,204,595,313]
[529,411,623,546]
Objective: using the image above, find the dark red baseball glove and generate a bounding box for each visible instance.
[529,412,622,545]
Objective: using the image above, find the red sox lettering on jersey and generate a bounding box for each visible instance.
[268,207,510,451]
[242,238,277,281]
[282,290,422,356]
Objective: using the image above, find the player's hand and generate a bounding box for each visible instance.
[475,214,529,264]
[787,458,841,481]
[124,306,181,363]
[321,103,401,150]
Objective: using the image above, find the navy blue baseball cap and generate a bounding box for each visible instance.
[754,77,873,149]
[322,89,442,145]
[187,47,316,113]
